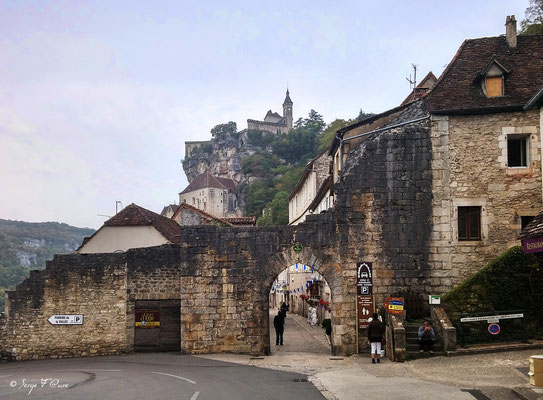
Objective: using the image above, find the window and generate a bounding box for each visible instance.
[458,206,481,240]
[521,216,535,231]
[507,135,529,167]
[485,76,503,97]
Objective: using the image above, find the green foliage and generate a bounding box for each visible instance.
[241,154,280,177]
[520,0,543,35]
[0,219,94,312]
[211,121,238,140]
[443,246,543,339]
[0,287,4,313]
[318,119,352,151]
[247,130,276,148]
[355,109,376,123]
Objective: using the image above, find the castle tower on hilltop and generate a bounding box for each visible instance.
[247,90,294,134]
[283,89,293,131]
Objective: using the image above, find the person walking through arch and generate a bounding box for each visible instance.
[274,309,285,345]
[367,312,384,364]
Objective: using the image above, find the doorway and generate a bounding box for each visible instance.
[134,299,181,352]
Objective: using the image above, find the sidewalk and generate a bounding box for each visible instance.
[197,313,540,400]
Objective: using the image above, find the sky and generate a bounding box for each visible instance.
[0,0,530,229]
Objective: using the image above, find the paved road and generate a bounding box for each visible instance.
[269,309,331,354]
[0,353,324,400]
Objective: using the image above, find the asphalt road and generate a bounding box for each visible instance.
[0,353,325,400]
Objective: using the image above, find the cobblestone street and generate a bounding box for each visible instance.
[269,309,331,355]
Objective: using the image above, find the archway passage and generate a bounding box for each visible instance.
[268,264,332,354]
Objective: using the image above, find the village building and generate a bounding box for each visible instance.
[160,204,179,218]
[77,204,181,254]
[170,203,234,227]
[247,90,293,134]
[178,171,240,218]
[288,149,333,225]
[331,15,543,287]
[400,71,438,106]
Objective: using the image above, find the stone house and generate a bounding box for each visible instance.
[288,148,333,225]
[178,171,239,218]
[247,90,293,134]
[77,204,181,254]
[331,15,543,291]
[171,203,234,227]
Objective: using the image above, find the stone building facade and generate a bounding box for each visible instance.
[247,90,293,134]
[288,148,333,225]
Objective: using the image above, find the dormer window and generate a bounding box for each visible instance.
[477,59,510,98]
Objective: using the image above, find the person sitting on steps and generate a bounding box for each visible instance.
[418,320,435,354]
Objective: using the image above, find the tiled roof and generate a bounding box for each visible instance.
[223,216,257,226]
[519,210,543,240]
[172,203,234,227]
[179,172,237,195]
[401,71,438,106]
[104,203,181,243]
[425,35,543,113]
[160,204,179,216]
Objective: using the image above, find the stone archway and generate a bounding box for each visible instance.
[259,247,356,356]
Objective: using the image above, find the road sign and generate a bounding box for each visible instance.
[356,262,373,295]
[488,323,501,335]
[48,315,83,325]
[429,295,441,305]
[357,295,374,330]
[384,297,404,314]
[460,313,523,323]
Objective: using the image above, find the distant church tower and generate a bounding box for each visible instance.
[283,89,293,131]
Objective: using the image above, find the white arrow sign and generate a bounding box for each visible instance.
[48,315,83,325]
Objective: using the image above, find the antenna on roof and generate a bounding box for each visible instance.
[406,64,417,101]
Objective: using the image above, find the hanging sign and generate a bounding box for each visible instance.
[522,236,543,254]
[135,310,160,328]
[356,262,373,295]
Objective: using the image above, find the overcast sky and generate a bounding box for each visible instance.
[0,0,529,229]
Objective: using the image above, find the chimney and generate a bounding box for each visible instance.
[505,15,517,48]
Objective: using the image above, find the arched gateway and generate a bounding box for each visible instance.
[1,116,442,360]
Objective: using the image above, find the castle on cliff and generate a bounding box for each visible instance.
[246,89,293,134]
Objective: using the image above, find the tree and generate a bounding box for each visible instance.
[318,119,352,151]
[211,121,237,140]
[520,0,543,35]
[355,109,375,123]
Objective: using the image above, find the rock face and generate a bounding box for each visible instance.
[182,130,275,212]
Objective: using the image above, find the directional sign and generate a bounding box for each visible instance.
[460,313,523,323]
[384,297,404,314]
[488,323,501,335]
[48,315,83,325]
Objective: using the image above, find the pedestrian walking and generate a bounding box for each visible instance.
[367,312,384,364]
[273,310,285,345]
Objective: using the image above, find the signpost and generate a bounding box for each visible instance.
[356,262,373,295]
[384,297,404,314]
[356,262,374,334]
[48,315,83,325]
[357,296,374,329]
[459,310,524,348]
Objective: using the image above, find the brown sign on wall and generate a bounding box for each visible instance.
[356,262,373,295]
[357,295,374,330]
[135,309,160,328]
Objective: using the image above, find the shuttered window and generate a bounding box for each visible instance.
[486,76,503,97]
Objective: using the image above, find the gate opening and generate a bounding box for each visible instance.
[268,263,333,354]
[134,299,181,352]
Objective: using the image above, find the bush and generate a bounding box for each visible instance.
[444,246,543,340]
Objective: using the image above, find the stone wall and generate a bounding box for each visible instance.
[429,110,542,284]
[0,253,127,360]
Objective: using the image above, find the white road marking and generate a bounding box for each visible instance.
[150,372,196,385]
[190,391,200,400]
[53,369,122,372]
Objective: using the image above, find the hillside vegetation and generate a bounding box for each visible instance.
[0,219,94,312]
[241,109,374,225]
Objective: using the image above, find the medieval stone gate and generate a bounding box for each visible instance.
[1,116,456,360]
